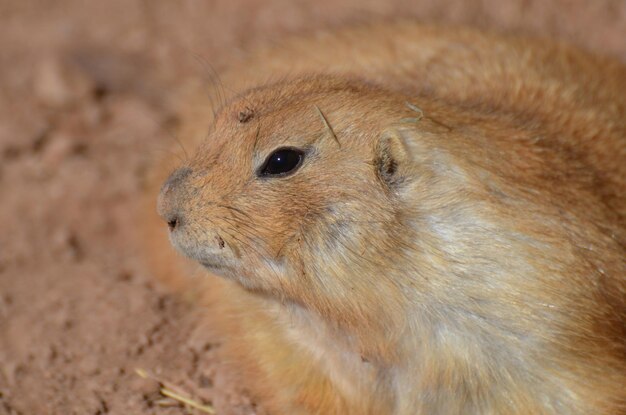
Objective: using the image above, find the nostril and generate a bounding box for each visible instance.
[158,167,193,231]
[167,216,179,231]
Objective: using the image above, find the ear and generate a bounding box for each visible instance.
[375,129,412,188]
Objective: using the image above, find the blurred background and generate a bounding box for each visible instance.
[0,1,624,414]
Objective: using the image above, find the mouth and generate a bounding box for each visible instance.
[169,232,240,278]
[170,235,230,269]
[197,258,237,278]
[199,260,225,270]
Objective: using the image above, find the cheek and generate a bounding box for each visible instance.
[235,185,323,258]
[313,187,397,262]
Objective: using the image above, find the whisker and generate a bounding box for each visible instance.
[252,121,262,154]
[220,226,288,288]
[148,144,187,164]
[217,204,254,222]
[218,215,280,247]
[136,111,189,164]
[162,118,190,162]
[190,52,221,119]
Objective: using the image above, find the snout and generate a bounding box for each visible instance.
[156,167,239,271]
[157,167,192,231]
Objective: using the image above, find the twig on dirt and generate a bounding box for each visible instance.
[135,368,216,414]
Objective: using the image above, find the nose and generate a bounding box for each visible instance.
[166,216,179,232]
[157,167,192,231]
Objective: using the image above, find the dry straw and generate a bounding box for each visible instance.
[135,368,216,414]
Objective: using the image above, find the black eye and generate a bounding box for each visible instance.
[258,147,304,177]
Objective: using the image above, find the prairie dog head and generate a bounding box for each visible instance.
[157,76,435,326]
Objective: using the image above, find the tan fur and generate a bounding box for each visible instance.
[141,22,626,414]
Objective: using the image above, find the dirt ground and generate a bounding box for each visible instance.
[0,1,624,414]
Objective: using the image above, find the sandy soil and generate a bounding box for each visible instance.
[0,1,624,414]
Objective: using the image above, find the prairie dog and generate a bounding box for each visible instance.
[143,22,626,414]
